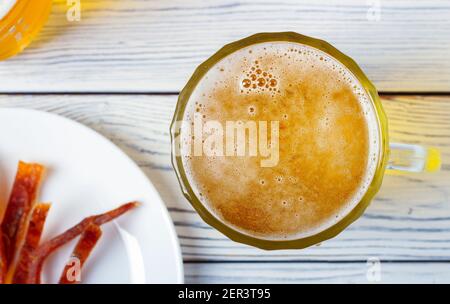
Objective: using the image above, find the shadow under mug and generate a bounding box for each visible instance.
[170,32,441,250]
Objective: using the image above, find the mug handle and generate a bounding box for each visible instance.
[387,143,441,173]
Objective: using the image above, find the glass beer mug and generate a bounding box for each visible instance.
[171,32,442,250]
[0,0,52,60]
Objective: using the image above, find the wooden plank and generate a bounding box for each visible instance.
[184,262,450,283]
[0,94,449,261]
[0,0,449,93]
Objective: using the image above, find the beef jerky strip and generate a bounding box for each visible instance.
[11,203,51,284]
[1,162,44,266]
[59,224,102,284]
[0,238,6,283]
[25,202,138,284]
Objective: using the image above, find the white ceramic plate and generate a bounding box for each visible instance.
[0,108,183,284]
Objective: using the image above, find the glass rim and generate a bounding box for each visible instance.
[170,31,389,250]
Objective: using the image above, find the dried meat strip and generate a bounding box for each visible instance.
[25,202,138,284]
[59,224,102,284]
[0,238,6,284]
[1,162,45,266]
[11,203,51,284]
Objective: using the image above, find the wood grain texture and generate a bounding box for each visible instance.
[184,262,450,283]
[0,0,449,93]
[0,94,448,263]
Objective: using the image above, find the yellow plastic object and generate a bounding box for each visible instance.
[0,0,52,60]
[425,147,441,173]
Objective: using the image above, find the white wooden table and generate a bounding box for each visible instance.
[1,0,449,283]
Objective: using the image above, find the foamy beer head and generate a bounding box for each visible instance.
[178,38,380,241]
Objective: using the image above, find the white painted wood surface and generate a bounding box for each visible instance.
[0,0,449,92]
[0,94,449,283]
[185,262,450,283]
[1,0,450,283]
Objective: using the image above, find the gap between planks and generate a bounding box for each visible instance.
[1,92,450,96]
